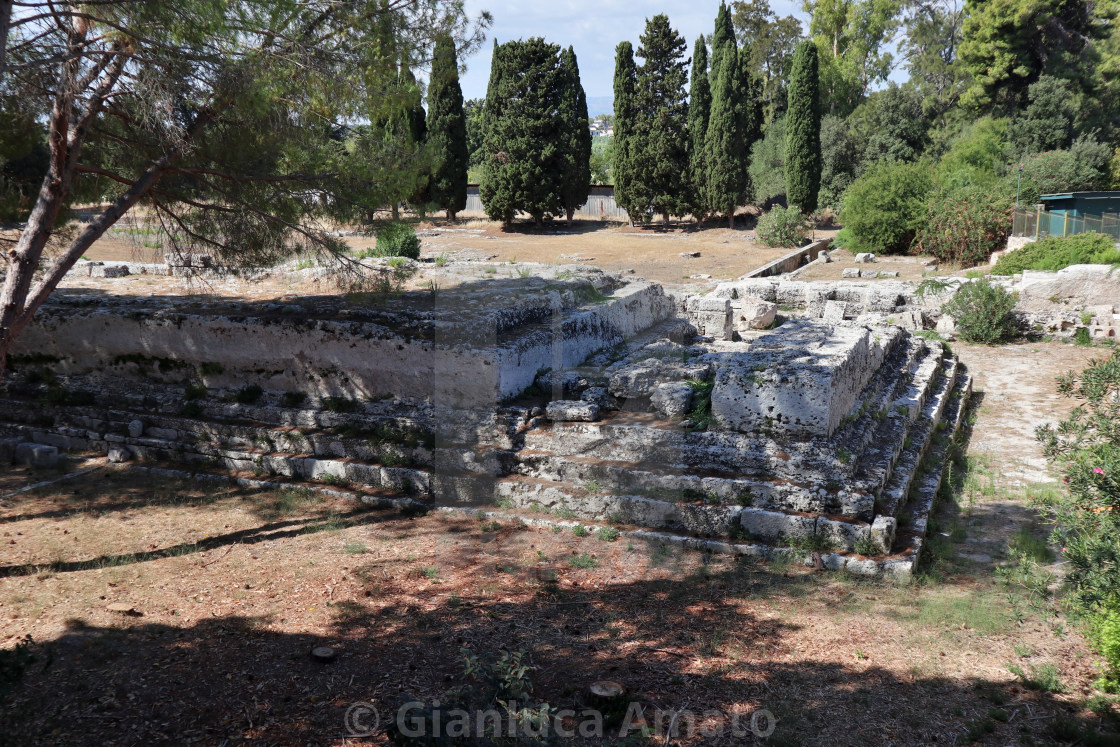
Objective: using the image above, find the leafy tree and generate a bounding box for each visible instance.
[1016,135,1112,204]
[838,160,935,253]
[464,97,486,176]
[819,114,862,209]
[1007,76,1077,155]
[915,185,1013,266]
[479,38,567,225]
[559,47,592,222]
[399,64,431,218]
[0,0,489,373]
[750,116,787,205]
[427,35,469,221]
[589,137,614,184]
[848,83,930,165]
[732,0,804,122]
[785,41,822,213]
[901,0,968,124]
[705,28,750,226]
[688,37,712,218]
[630,15,692,223]
[958,0,1095,112]
[936,116,1011,190]
[612,41,640,224]
[805,0,904,116]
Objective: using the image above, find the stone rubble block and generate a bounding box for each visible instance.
[14,442,59,468]
[711,319,898,437]
[855,253,877,263]
[580,386,616,411]
[90,265,130,279]
[0,438,20,463]
[870,516,897,555]
[545,400,601,422]
[822,300,848,323]
[608,358,712,399]
[735,299,777,331]
[816,516,870,551]
[687,296,733,340]
[107,445,132,463]
[650,382,693,419]
[879,271,900,278]
[860,270,880,279]
[741,507,816,541]
[842,268,861,278]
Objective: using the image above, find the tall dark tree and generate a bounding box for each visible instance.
[427,35,469,221]
[612,41,640,224]
[731,0,803,122]
[687,37,712,219]
[631,15,692,223]
[478,38,566,225]
[401,63,430,217]
[1007,76,1077,155]
[705,37,748,227]
[711,2,737,74]
[785,40,822,213]
[559,46,592,222]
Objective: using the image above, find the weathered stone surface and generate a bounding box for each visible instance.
[870,516,897,554]
[688,297,733,340]
[741,508,815,541]
[860,270,880,279]
[580,386,616,410]
[108,446,132,463]
[711,319,897,437]
[842,268,861,278]
[90,265,130,279]
[546,400,600,422]
[935,315,957,339]
[822,300,848,323]
[855,253,876,263]
[735,299,777,331]
[1017,265,1120,311]
[879,270,899,278]
[15,442,59,468]
[0,438,19,463]
[608,358,711,399]
[128,420,144,438]
[650,382,693,419]
[817,517,870,550]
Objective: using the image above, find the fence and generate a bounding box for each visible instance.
[463,184,629,221]
[1013,207,1120,242]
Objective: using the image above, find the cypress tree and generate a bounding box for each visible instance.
[710,2,736,76]
[739,44,764,204]
[633,14,691,224]
[612,41,639,225]
[427,35,468,221]
[559,46,592,222]
[705,41,747,228]
[687,37,712,220]
[478,38,566,226]
[401,63,429,217]
[785,40,821,213]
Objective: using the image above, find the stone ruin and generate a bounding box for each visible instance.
[0,265,987,578]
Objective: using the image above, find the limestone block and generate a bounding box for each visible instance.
[546,400,601,422]
[935,315,957,340]
[536,370,587,400]
[879,271,900,278]
[650,382,693,419]
[608,358,711,399]
[128,420,145,438]
[90,265,130,278]
[107,446,132,464]
[842,268,860,278]
[676,504,742,537]
[146,426,179,441]
[689,297,733,340]
[736,299,777,331]
[580,386,617,411]
[855,253,877,263]
[816,517,869,551]
[860,270,880,279]
[869,516,897,555]
[15,442,59,468]
[822,300,848,323]
[711,319,894,437]
[741,508,815,542]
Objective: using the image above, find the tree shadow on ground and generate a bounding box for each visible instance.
[2,548,1117,746]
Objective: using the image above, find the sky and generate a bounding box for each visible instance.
[458,0,810,106]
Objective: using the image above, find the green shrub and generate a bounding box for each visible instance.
[991,232,1120,275]
[838,160,934,254]
[915,186,1013,267]
[1036,352,1120,687]
[941,279,1019,343]
[372,222,421,259]
[755,204,810,248]
[1015,136,1112,205]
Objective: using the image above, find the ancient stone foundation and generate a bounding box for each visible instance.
[1,267,978,578]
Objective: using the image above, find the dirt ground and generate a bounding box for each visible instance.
[72,216,835,289]
[2,342,1119,746]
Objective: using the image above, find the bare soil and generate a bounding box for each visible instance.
[1,342,1118,746]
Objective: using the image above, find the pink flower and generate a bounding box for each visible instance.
[1094,468,1106,475]
[1062,547,1067,553]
